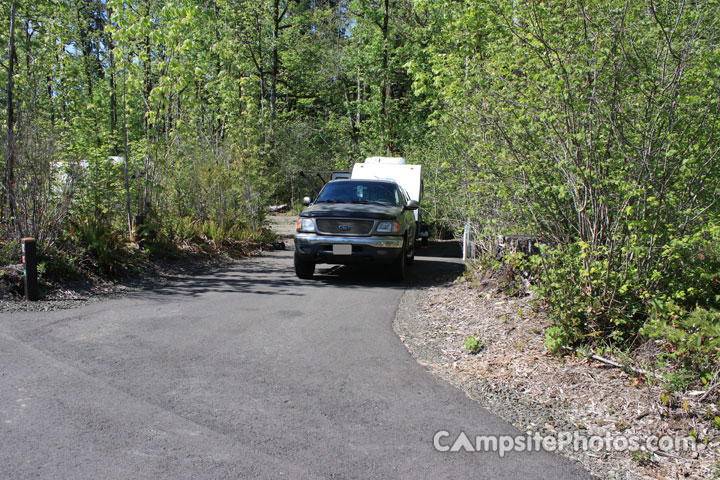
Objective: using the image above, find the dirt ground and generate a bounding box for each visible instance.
[394,275,720,480]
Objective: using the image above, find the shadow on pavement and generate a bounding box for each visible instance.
[313,241,463,288]
[141,241,464,299]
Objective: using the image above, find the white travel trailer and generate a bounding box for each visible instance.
[351,157,428,244]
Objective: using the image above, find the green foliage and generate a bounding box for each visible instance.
[0,241,20,266]
[529,242,642,346]
[3,0,361,275]
[133,215,177,258]
[253,227,277,245]
[37,245,79,283]
[630,450,653,467]
[529,228,720,376]
[643,308,720,375]
[200,219,248,246]
[662,371,697,394]
[545,326,570,355]
[142,235,179,260]
[406,0,720,378]
[163,216,201,244]
[464,335,484,354]
[69,216,128,275]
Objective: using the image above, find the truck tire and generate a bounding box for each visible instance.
[392,239,407,282]
[294,254,315,279]
[407,236,415,265]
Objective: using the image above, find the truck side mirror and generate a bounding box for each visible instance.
[405,200,419,210]
[302,196,312,206]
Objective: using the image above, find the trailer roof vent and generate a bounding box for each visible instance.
[363,156,405,165]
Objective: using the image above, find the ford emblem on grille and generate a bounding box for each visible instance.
[338,225,351,231]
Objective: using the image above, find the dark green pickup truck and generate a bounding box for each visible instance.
[294,179,418,281]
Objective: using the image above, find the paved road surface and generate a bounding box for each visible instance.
[0,244,592,479]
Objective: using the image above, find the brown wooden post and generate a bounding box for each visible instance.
[21,238,39,301]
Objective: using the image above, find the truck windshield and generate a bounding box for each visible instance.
[315,181,400,206]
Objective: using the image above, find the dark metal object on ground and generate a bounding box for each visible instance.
[21,238,39,301]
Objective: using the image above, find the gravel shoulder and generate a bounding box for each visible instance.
[394,276,719,480]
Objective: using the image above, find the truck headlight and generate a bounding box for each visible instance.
[296,218,315,232]
[376,221,400,233]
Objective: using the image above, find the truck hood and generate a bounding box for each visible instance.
[299,203,401,220]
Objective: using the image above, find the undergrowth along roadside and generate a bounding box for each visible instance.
[0,214,277,300]
[462,241,720,402]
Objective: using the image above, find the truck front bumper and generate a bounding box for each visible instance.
[294,233,404,265]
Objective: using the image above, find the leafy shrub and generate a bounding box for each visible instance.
[545,326,570,355]
[464,335,484,354]
[252,227,276,244]
[164,216,201,244]
[128,215,178,259]
[661,371,697,393]
[642,307,720,375]
[0,240,20,266]
[143,234,180,259]
[527,241,646,346]
[526,224,720,379]
[37,244,79,282]
[69,216,128,274]
[200,219,252,246]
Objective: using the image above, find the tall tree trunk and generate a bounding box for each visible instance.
[142,0,153,216]
[76,5,94,97]
[271,0,280,125]
[46,74,55,128]
[255,13,266,145]
[269,0,288,153]
[4,1,19,234]
[122,66,132,238]
[356,65,362,152]
[108,8,117,145]
[380,0,392,154]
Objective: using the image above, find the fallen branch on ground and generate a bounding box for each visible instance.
[561,346,664,382]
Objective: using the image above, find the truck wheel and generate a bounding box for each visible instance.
[294,254,315,279]
[406,236,415,265]
[392,240,407,282]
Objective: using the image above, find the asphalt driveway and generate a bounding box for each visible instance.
[0,244,592,479]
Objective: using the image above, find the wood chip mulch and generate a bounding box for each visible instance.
[395,276,720,480]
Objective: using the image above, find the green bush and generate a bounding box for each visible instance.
[642,307,720,375]
[661,370,697,393]
[164,216,201,244]
[528,241,644,346]
[37,244,79,282]
[69,216,128,275]
[527,225,720,379]
[200,219,253,246]
[464,335,484,354]
[143,234,180,259]
[545,326,570,355]
[0,240,20,266]
[252,227,276,245]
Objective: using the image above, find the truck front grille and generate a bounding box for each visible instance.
[315,219,374,235]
